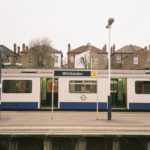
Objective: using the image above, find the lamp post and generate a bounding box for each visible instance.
[0,50,1,88]
[106,17,114,120]
[0,50,2,119]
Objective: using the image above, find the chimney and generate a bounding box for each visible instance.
[87,42,91,50]
[18,46,20,54]
[111,46,113,54]
[112,44,115,53]
[26,46,28,51]
[18,46,20,55]
[144,46,147,51]
[103,44,107,51]
[14,43,17,54]
[22,43,25,51]
[68,43,71,52]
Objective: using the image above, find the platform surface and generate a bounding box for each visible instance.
[0,111,150,136]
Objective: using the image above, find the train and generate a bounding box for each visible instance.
[0,69,150,110]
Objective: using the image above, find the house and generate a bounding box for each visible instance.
[67,43,108,70]
[0,43,63,69]
[111,44,150,69]
[17,43,63,69]
[130,47,150,70]
[0,44,18,68]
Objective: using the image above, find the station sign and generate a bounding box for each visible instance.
[54,70,97,77]
[54,70,91,76]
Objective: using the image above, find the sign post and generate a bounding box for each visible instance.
[91,71,99,120]
[51,71,54,120]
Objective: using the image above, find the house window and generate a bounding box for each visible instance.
[69,56,74,63]
[133,57,138,64]
[28,57,32,64]
[6,56,11,62]
[69,80,97,93]
[116,55,121,63]
[54,56,58,63]
[135,81,150,94]
[147,56,150,62]
[93,58,98,65]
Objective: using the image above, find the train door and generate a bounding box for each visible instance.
[111,78,126,108]
[40,78,58,108]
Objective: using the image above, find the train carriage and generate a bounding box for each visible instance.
[0,69,150,110]
[55,70,108,110]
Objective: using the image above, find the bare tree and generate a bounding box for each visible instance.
[28,38,54,68]
[29,38,52,48]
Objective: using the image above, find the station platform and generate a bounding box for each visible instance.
[0,111,150,137]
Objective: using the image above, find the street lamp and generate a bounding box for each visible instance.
[106,17,114,120]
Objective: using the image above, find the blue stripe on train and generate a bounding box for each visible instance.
[60,102,107,110]
[129,103,150,110]
[0,102,38,109]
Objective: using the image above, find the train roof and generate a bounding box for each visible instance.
[98,70,150,78]
[1,69,150,78]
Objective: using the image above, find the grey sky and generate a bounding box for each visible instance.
[1,0,150,55]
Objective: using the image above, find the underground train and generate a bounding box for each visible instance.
[0,69,150,110]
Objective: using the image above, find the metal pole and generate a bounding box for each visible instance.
[0,50,2,119]
[96,75,99,120]
[90,56,92,70]
[51,74,54,120]
[106,17,114,120]
[108,25,112,120]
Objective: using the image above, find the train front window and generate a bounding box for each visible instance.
[135,81,150,94]
[2,80,32,93]
[69,80,97,93]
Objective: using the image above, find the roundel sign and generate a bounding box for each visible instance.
[80,95,87,101]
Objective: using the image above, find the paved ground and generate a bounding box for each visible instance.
[0,111,150,136]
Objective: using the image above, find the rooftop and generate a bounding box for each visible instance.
[116,44,142,53]
[68,43,107,54]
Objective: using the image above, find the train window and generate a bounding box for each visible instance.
[2,80,32,93]
[135,81,150,94]
[69,80,97,93]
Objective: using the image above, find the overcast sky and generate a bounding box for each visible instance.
[1,0,150,55]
